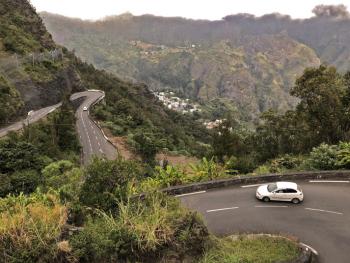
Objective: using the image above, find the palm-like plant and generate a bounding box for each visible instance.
[154,165,187,187]
[189,157,228,181]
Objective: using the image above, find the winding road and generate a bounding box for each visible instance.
[0,90,117,164]
[2,92,350,262]
[0,103,62,137]
[179,180,350,263]
[72,91,116,164]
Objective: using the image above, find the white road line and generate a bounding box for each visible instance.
[81,112,93,153]
[207,207,239,213]
[175,191,206,197]
[255,205,289,208]
[241,184,265,188]
[309,180,349,183]
[305,208,343,215]
[300,242,319,256]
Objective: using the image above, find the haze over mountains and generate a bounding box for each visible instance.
[41,5,350,121]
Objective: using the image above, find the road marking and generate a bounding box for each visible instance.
[81,112,93,153]
[305,208,343,215]
[255,205,289,208]
[207,207,239,213]
[175,191,206,197]
[309,180,349,183]
[300,242,319,255]
[99,149,103,153]
[241,184,265,188]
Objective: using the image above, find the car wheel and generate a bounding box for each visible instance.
[292,198,300,204]
[262,197,270,202]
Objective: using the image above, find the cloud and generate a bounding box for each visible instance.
[312,4,350,18]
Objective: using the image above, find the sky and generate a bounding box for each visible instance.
[30,0,349,21]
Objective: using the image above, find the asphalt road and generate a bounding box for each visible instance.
[0,103,62,137]
[0,90,117,164]
[179,180,350,263]
[72,91,117,164]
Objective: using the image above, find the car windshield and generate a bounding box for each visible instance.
[267,183,278,192]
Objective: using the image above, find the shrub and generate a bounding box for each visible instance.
[132,131,158,163]
[42,161,82,202]
[269,155,303,173]
[234,155,258,174]
[153,165,187,187]
[189,157,229,181]
[307,143,338,170]
[70,193,209,262]
[79,158,143,212]
[0,140,48,173]
[336,142,350,169]
[253,165,271,175]
[42,160,75,179]
[0,170,42,197]
[0,192,70,263]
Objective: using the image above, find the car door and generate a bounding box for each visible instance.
[272,189,285,201]
[284,188,298,201]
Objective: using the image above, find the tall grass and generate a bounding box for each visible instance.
[0,191,69,263]
[200,235,299,263]
[70,193,208,262]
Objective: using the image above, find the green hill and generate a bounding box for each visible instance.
[41,12,323,121]
[0,0,209,155]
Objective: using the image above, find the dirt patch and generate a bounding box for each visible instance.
[102,127,198,166]
[156,153,198,167]
[102,128,138,160]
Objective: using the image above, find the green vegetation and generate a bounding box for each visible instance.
[0,192,68,263]
[2,2,350,262]
[0,102,80,197]
[0,0,55,55]
[41,13,321,122]
[71,57,211,160]
[201,235,299,263]
[0,154,301,263]
[71,194,209,263]
[0,75,23,124]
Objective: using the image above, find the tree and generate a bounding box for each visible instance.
[291,65,346,145]
[132,131,158,164]
[212,118,245,163]
[79,158,143,212]
[52,98,80,153]
[0,140,47,173]
[0,170,41,197]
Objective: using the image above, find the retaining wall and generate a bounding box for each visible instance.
[163,170,350,195]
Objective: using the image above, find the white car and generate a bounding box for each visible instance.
[256,182,304,204]
[83,106,88,111]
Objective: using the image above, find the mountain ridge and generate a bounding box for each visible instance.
[41,11,328,121]
[0,0,210,155]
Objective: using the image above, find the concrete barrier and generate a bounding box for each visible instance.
[163,170,350,195]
